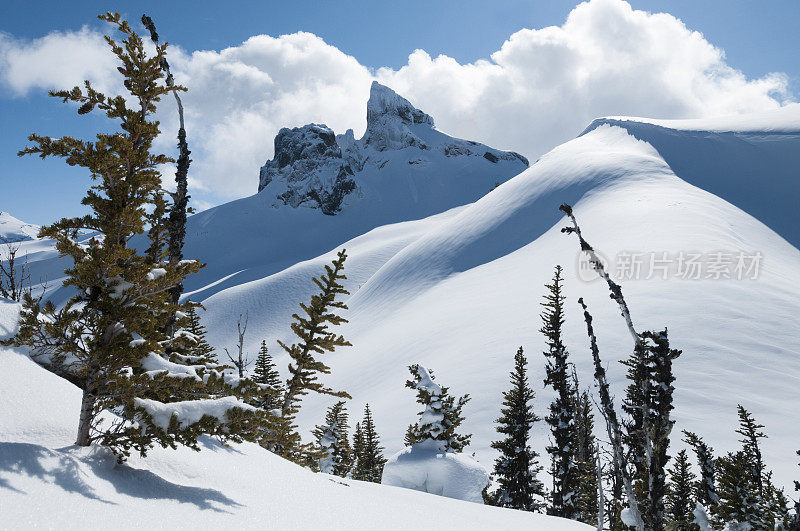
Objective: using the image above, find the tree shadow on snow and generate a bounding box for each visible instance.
[86,457,241,512]
[0,442,241,512]
[0,442,113,503]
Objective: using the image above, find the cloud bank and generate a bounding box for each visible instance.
[1,0,791,208]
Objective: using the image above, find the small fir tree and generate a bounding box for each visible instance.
[269,250,352,462]
[352,404,386,483]
[665,450,699,530]
[183,304,216,361]
[715,451,765,529]
[405,364,471,452]
[488,346,545,511]
[573,385,599,524]
[252,340,283,411]
[312,401,353,477]
[541,265,582,519]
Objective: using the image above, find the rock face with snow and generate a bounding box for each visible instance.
[257,81,528,215]
[0,211,39,243]
[258,124,357,215]
[381,440,490,504]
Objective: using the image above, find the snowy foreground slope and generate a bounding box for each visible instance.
[193,109,800,489]
[0,315,587,529]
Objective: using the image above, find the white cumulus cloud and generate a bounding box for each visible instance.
[0,0,792,209]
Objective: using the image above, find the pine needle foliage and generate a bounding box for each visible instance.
[13,13,271,460]
[487,346,545,512]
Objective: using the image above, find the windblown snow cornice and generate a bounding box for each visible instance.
[580,109,800,249]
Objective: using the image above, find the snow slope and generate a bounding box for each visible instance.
[194,114,800,490]
[0,211,39,243]
[0,304,588,529]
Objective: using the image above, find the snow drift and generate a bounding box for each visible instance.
[382,440,490,504]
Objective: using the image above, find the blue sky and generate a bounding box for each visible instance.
[2,0,799,225]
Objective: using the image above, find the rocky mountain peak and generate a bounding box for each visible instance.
[366,82,434,129]
[257,82,528,216]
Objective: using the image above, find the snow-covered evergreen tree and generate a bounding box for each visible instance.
[683,431,718,516]
[404,364,471,452]
[541,265,582,520]
[14,13,270,460]
[665,450,698,530]
[312,401,353,477]
[352,404,386,483]
[487,346,544,511]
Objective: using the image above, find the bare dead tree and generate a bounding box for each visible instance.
[579,296,644,531]
[0,242,31,301]
[563,203,678,531]
[224,313,251,378]
[141,14,192,338]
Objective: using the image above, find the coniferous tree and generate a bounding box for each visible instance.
[352,404,386,483]
[665,450,699,530]
[683,431,718,515]
[140,14,192,340]
[183,304,215,361]
[541,265,582,520]
[269,250,352,462]
[405,364,471,452]
[715,451,764,530]
[573,385,599,524]
[252,340,283,411]
[791,450,800,530]
[14,13,271,460]
[313,401,353,477]
[488,346,545,512]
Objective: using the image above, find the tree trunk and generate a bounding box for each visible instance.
[75,386,96,446]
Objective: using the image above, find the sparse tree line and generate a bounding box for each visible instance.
[5,12,798,529]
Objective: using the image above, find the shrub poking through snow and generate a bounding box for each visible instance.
[13,13,273,461]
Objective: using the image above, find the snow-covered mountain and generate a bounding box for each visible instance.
[0,211,39,243]
[7,101,800,493]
